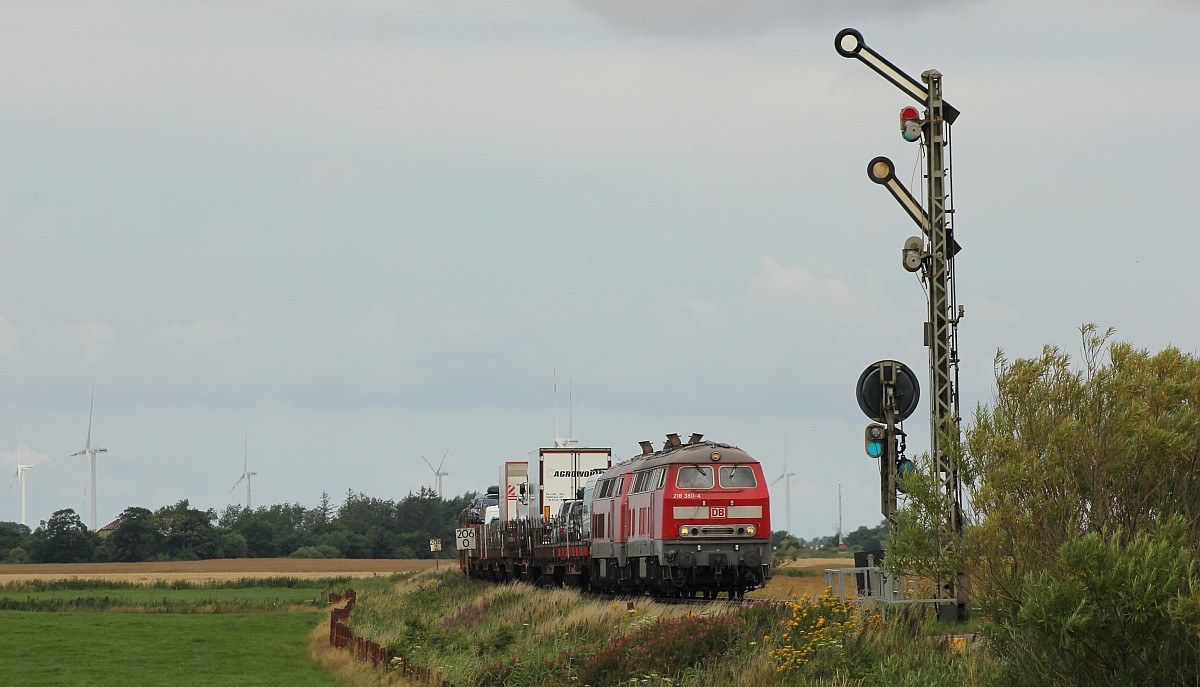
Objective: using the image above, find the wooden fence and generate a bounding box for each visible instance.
[327,589,450,686]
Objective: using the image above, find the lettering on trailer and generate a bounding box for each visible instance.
[454,528,477,550]
[552,469,607,477]
[710,507,727,518]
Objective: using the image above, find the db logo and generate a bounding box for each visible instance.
[710,507,727,518]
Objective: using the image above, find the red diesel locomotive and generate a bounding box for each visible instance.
[459,433,772,599]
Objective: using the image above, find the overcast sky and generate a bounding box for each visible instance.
[2,1,1197,539]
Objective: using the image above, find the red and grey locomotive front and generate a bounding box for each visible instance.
[589,434,772,597]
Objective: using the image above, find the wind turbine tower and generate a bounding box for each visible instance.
[422,450,449,498]
[71,386,108,531]
[16,463,33,527]
[230,432,257,509]
[11,435,33,527]
[770,438,796,535]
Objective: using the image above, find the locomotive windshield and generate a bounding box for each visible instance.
[676,465,714,489]
[719,465,757,488]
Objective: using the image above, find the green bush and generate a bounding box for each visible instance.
[986,516,1200,687]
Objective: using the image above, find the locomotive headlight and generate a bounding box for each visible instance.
[678,526,691,537]
[746,526,757,536]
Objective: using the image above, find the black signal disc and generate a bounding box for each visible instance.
[856,360,920,423]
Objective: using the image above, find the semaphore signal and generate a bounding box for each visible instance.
[836,27,968,622]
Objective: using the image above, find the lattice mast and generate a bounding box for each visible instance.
[836,29,967,618]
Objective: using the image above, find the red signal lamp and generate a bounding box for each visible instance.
[900,106,922,142]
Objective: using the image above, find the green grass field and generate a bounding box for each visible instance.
[0,611,337,686]
[0,582,339,686]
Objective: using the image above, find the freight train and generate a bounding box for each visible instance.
[458,433,772,599]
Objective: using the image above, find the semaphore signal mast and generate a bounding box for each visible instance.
[836,28,968,621]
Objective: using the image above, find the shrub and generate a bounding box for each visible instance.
[765,587,860,675]
[575,611,748,686]
[985,516,1200,687]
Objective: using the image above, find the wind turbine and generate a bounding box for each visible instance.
[71,386,107,531]
[770,437,795,535]
[15,464,33,527]
[229,432,257,509]
[9,434,33,527]
[422,450,449,498]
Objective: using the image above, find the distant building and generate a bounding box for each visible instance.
[98,519,122,538]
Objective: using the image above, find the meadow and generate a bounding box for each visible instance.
[0,555,972,687]
[0,609,338,687]
[323,560,982,687]
[0,559,416,687]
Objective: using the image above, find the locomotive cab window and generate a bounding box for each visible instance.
[632,468,665,493]
[631,470,655,493]
[676,465,714,489]
[720,465,757,488]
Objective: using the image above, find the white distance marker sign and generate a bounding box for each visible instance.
[455,528,477,550]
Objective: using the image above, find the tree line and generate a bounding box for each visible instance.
[0,487,474,564]
[769,522,887,563]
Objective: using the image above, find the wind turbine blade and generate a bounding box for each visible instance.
[230,474,245,493]
[436,449,449,472]
[86,385,95,448]
[421,455,436,473]
[770,474,785,487]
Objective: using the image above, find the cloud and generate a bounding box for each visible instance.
[64,321,116,361]
[970,297,1022,327]
[160,319,239,346]
[747,256,871,319]
[570,0,974,37]
[358,304,403,342]
[672,295,722,326]
[1,442,50,468]
[298,154,364,188]
[0,317,19,359]
[1040,182,1107,206]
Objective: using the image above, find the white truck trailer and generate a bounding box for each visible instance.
[519,440,611,522]
[499,461,528,522]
